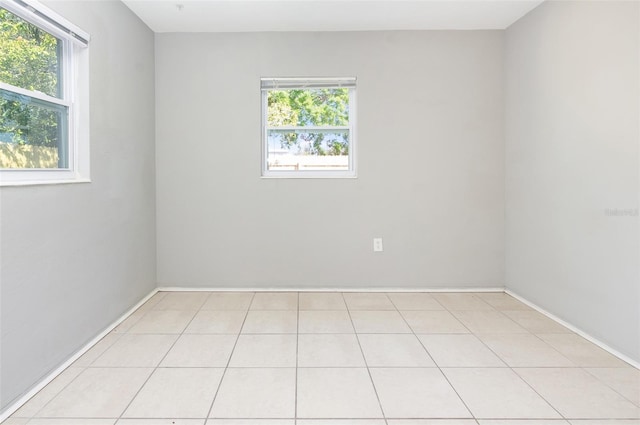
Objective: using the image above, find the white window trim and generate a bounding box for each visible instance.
[261,77,357,179]
[0,0,90,186]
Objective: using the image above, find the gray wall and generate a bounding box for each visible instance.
[505,1,640,362]
[0,1,156,410]
[5,0,636,412]
[155,31,505,289]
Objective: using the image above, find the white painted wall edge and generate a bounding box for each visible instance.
[505,289,640,370]
[156,286,506,293]
[0,288,159,422]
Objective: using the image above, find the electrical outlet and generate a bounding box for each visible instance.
[373,238,383,252]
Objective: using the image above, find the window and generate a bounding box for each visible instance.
[261,77,356,178]
[0,0,90,185]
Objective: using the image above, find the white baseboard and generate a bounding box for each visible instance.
[157,286,506,293]
[505,289,640,370]
[0,288,159,423]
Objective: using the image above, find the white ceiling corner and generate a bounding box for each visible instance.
[121,0,545,33]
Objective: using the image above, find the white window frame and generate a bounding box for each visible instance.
[261,77,357,179]
[0,0,90,186]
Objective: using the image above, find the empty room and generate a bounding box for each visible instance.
[0,0,638,423]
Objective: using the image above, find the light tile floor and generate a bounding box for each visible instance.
[5,291,640,425]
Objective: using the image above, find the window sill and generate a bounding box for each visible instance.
[261,173,358,179]
[0,176,91,187]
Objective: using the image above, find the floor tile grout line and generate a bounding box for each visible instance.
[580,366,640,408]
[204,291,257,421]
[526,329,603,369]
[443,313,512,369]
[15,415,640,423]
[134,291,168,315]
[388,293,476,421]
[199,290,216,311]
[17,414,635,420]
[18,294,171,421]
[58,364,615,369]
[121,331,595,336]
[509,367,568,421]
[115,296,206,421]
[64,365,614,370]
[386,296,443,367]
[444,299,570,421]
[16,366,87,420]
[440,297,565,419]
[400,292,448,311]
[112,304,147,334]
[487,323,580,369]
[447,309,530,335]
[400,298,479,341]
[485,304,538,335]
[49,415,536,421]
[397,294,584,422]
[434,292,497,314]
[20,294,162,421]
[451,305,573,420]
[148,290,208,313]
[340,292,389,425]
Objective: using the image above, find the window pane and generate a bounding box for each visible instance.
[0,89,68,169]
[266,130,349,171]
[267,88,349,127]
[0,8,62,98]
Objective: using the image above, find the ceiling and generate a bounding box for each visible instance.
[121,0,544,33]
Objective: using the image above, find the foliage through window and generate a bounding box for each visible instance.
[261,78,356,177]
[0,0,89,185]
